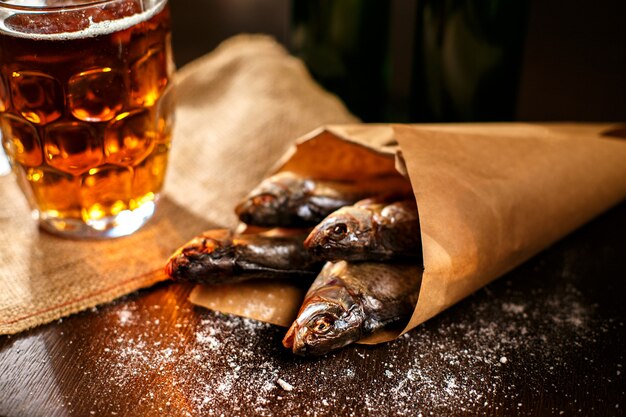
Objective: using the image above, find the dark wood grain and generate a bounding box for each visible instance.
[1,201,624,417]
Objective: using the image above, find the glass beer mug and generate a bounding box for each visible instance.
[0,0,174,238]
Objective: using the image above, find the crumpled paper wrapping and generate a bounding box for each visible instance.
[0,34,357,335]
[190,122,626,343]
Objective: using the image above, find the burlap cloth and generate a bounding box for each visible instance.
[0,35,358,335]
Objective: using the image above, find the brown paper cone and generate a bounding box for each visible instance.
[189,122,626,344]
[395,123,626,336]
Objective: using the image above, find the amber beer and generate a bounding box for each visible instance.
[0,0,174,238]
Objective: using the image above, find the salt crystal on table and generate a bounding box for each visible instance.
[277,378,294,391]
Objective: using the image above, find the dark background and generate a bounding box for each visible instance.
[1,2,625,416]
[169,0,626,123]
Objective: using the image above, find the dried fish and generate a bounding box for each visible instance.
[304,199,421,261]
[235,171,411,227]
[283,261,422,356]
[165,228,321,285]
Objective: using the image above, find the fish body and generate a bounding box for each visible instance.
[304,199,421,261]
[283,261,422,356]
[235,171,411,227]
[165,229,320,285]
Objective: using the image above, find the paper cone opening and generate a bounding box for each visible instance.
[190,123,626,345]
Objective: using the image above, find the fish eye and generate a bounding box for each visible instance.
[311,316,334,334]
[328,223,348,240]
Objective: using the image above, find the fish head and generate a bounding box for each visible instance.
[304,208,374,259]
[235,172,310,226]
[283,285,365,356]
[165,229,235,280]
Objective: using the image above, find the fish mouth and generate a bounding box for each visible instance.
[165,247,187,279]
[303,231,315,249]
[234,200,255,223]
[303,236,325,256]
[236,193,277,210]
[303,227,333,256]
[282,319,319,355]
[164,256,177,278]
[282,321,298,350]
[281,326,316,356]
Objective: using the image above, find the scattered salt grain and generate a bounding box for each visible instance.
[117,309,133,325]
[85,253,615,416]
[501,303,525,314]
[277,378,294,392]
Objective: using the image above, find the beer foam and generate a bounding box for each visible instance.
[0,0,166,40]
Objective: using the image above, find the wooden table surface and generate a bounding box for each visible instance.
[1,199,624,417]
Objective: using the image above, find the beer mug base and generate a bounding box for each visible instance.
[37,199,157,239]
